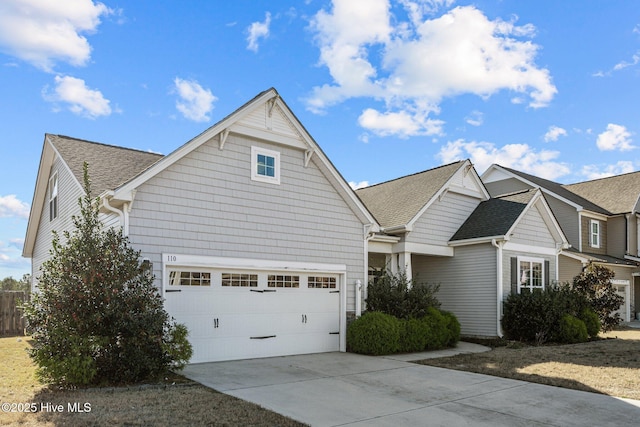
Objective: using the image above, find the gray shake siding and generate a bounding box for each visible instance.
[607,216,626,258]
[406,192,481,245]
[127,134,365,312]
[413,244,497,337]
[544,194,579,247]
[31,156,84,284]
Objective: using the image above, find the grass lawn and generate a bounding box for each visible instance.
[0,336,306,426]
[418,327,640,400]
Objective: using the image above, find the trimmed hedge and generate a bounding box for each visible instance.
[558,315,588,344]
[348,308,460,355]
[347,312,401,355]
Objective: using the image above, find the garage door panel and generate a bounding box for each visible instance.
[165,267,341,363]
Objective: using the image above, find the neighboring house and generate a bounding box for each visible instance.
[482,165,639,322]
[356,163,568,337]
[23,88,379,363]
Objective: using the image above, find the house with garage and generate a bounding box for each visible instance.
[356,163,569,337]
[482,165,640,322]
[23,88,379,363]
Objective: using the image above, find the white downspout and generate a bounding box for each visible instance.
[102,197,127,236]
[359,224,375,317]
[492,238,504,337]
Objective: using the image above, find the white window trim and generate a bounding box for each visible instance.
[517,256,545,293]
[49,172,58,221]
[590,219,600,248]
[251,146,280,185]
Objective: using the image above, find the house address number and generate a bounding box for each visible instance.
[167,255,177,262]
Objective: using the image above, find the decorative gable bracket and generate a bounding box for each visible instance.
[218,129,230,150]
[304,149,314,167]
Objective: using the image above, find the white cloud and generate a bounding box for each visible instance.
[173,78,217,122]
[581,161,635,180]
[307,2,556,138]
[0,0,112,72]
[437,139,570,179]
[247,12,272,52]
[465,110,483,126]
[0,195,30,219]
[349,180,370,190]
[613,51,640,71]
[596,123,635,151]
[544,125,567,142]
[43,75,112,118]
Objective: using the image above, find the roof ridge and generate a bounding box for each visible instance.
[356,160,465,191]
[49,134,164,157]
[563,169,640,187]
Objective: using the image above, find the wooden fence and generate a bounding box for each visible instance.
[0,291,29,336]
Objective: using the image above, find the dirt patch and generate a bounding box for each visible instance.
[418,328,640,400]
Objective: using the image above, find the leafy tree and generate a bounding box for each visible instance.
[23,163,192,386]
[571,263,623,332]
[1,274,31,292]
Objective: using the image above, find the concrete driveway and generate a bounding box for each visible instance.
[182,349,640,426]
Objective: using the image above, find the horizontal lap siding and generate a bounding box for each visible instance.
[545,195,579,248]
[407,192,481,245]
[509,205,556,247]
[558,254,582,284]
[412,244,497,337]
[128,134,364,311]
[32,156,84,286]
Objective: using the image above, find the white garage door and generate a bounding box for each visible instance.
[163,255,344,363]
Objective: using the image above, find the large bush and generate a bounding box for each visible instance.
[502,284,592,344]
[347,312,401,355]
[557,315,588,344]
[23,164,192,386]
[366,270,440,319]
[572,264,623,332]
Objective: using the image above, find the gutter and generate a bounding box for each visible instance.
[358,224,376,317]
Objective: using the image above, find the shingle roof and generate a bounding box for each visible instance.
[355,161,465,229]
[450,189,536,241]
[563,171,640,214]
[48,134,163,196]
[498,166,611,215]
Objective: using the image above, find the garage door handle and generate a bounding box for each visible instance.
[250,289,277,293]
[329,290,339,293]
[250,335,276,339]
[165,289,181,293]
[329,332,339,335]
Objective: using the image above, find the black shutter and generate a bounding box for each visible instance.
[510,257,518,294]
[544,260,550,287]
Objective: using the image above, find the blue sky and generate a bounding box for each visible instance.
[1,0,639,279]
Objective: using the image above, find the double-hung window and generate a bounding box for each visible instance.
[590,220,600,248]
[518,257,544,293]
[49,172,58,221]
[251,146,280,184]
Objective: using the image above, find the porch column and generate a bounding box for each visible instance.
[386,254,398,274]
[398,252,412,282]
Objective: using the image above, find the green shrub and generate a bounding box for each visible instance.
[420,307,449,350]
[558,315,588,344]
[501,284,591,345]
[579,309,601,339]
[399,318,428,353]
[441,311,461,347]
[347,312,401,355]
[23,164,192,386]
[366,271,440,319]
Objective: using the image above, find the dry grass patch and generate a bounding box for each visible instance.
[418,328,640,400]
[0,336,306,426]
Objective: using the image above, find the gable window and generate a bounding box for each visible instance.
[518,257,544,293]
[49,172,58,221]
[590,220,601,248]
[251,146,280,184]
